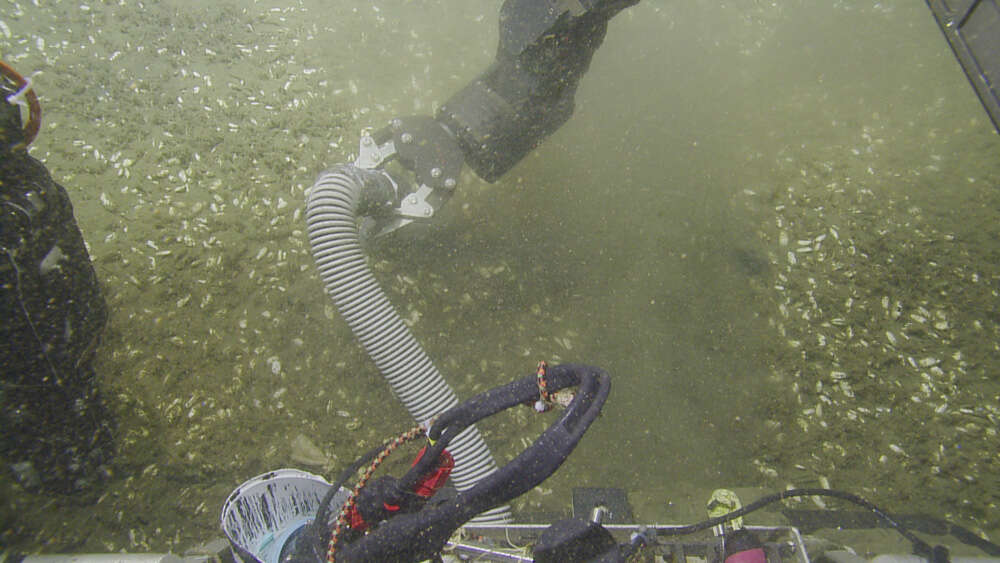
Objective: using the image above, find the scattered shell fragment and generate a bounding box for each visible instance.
[290,434,329,467]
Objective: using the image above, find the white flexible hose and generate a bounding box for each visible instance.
[305,165,509,523]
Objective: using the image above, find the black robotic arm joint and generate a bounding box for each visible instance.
[375,115,464,191]
[435,0,639,182]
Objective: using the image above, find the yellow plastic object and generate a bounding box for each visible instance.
[707,488,744,535]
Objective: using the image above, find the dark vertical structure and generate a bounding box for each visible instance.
[1,79,113,492]
[926,0,1000,133]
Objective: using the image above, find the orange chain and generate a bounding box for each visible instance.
[535,360,553,409]
[327,424,426,562]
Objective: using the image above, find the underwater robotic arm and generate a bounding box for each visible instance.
[301,0,640,527]
[357,0,639,237]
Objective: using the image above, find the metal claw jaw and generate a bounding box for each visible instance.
[353,115,465,238]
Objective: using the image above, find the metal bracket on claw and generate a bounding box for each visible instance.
[398,184,435,220]
[362,182,436,239]
[353,129,444,237]
[356,132,395,170]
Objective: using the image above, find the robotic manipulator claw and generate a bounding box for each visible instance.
[349,0,639,238]
[353,115,465,238]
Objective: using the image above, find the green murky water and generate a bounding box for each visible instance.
[2,0,998,555]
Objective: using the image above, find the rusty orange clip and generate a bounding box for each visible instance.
[1,59,42,149]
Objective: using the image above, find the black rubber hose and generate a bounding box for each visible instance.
[333,363,611,562]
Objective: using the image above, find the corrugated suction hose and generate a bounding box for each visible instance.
[306,164,509,523]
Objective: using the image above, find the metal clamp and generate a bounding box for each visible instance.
[352,115,465,237]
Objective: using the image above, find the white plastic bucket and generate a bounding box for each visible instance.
[221,468,347,563]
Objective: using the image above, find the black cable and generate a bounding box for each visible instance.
[290,440,395,561]
[782,509,1000,557]
[654,488,989,561]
